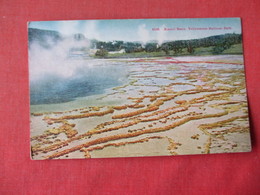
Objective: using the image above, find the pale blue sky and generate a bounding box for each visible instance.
[28,18,241,43]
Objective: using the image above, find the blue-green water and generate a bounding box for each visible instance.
[30,61,128,105]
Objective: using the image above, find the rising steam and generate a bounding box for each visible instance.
[29,30,127,105]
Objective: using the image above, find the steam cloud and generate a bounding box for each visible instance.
[137,24,168,46]
[157,25,168,45]
[29,31,127,105]
[138,24,150,46]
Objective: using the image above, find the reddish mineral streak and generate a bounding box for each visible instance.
[45,111,230,159]
[129,59,243,65]
[81,136,165,158]
[32,89,241,154]
[50,107,114,120]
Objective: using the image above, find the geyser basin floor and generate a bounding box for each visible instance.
[30,55,251,160]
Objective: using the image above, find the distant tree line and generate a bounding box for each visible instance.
[28,28,62,49]
[91,33,242,56]
[160,33,242,55]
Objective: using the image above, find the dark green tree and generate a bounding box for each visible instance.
[95,48,108,57]
[144,43,158,52]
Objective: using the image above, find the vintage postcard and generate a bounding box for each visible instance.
[29,18,251,160]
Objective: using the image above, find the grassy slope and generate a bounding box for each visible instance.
[222,43,243,54]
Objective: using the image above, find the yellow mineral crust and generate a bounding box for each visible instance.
[30,57,250,159]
